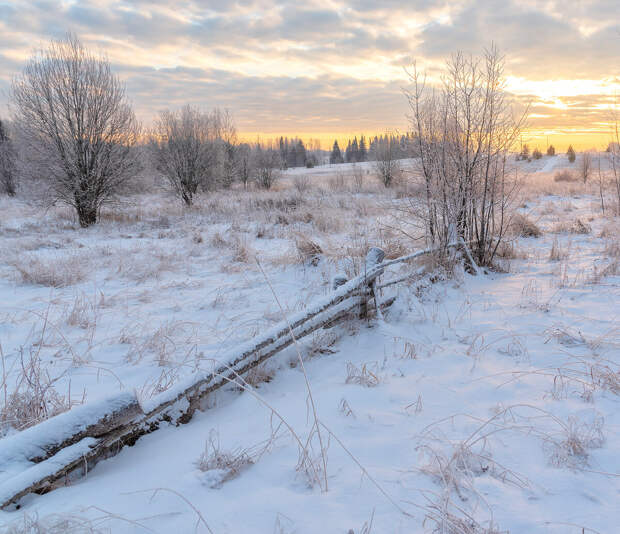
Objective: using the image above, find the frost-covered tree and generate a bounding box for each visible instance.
[11,34,141,226]
[151,105,222,205]
[567,145,576,163]
[406,46,528,266]
[547,145,556,156]
[579,150,592,183]
[330,140,344,164]
[0,119,17,196]
[254,145,281,189]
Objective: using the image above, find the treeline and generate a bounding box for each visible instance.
[0,35,340,225]
[329,133,416,164]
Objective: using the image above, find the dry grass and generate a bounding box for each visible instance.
[551,218,591,234]
[295,235,323,264]
[508,213,542,238]
[545,416,604,469]
[548,237,569,261]
[231,235,253,263]
[4,512,105,534]
[243,362,275,388]
[1,343,74,436]
[10,252,89,287]
[345,362,381,387]
[196,429,255,488]
[553,169,578,182]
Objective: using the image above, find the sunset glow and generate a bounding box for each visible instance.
[1,0,619,149]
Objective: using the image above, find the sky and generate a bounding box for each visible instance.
[0,0,619,150]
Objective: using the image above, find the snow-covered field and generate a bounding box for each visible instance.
[0,155,618,533]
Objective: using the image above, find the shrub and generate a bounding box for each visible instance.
[553,169,577,182]
[509,213,542,238]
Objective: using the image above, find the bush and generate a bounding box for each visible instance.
[509,213,542,238]
[554,169,577,182]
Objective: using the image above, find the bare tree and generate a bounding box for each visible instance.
[579,151,593,183]
[609,108,620,215]
[217,109,239,189]
[374,134,401,187]
[405,46,528,266]
[253,145,281,189]
[0,119,17,196]
[151,105,222,205]
[238,144,252,189]
[11,34,141,226]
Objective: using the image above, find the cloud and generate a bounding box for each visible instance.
[0,0,618,143]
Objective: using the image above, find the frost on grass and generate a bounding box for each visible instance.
[545,415,605,469]
[196,430,254,488]
[345,362,381,387]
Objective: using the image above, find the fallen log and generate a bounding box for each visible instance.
[0,243,457,509]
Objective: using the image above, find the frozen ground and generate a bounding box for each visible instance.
[0,156,618,533]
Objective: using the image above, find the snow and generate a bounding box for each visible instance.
[0,392,137,481]
[0,438,98,509]
[0,162,618,532]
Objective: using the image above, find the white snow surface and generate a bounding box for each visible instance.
[0,162,618,533]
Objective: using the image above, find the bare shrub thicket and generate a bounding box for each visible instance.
[578,151,593,183]
[608,109,620,214]
[374,134,401,187]
[406,46,527,266]
[11,34,141,227]
[151,105,224,205]
[0,118,17,196]
[254,146,282,189]
[553,169,577,182]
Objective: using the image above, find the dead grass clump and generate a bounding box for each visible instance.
[293,174,311,194]
[345,362,380,387]
[243,363,275,388]
[603,236,620,258]
[378,238,408,259]
[210,231,228,248]
[232,236,253,263]
[494,240,526,260]
[545,416,604,469]
[328,172,348,192]
[11,252,88,287]
[196,429,254,488]
[4,512,104,534]
[548,237,569,261]
[313,210,344,233]
[588,259,619,284]
[65,293,98,329]
[295,235,323,264]
[1,345,74,435]
[553,169,578,182]
[508,213,542,238]
[552,218,591,234]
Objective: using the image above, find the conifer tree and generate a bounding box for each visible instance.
[358,135,367,161]
[330,140,343,164]
[567,144,576,163]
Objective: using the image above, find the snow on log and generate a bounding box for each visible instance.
[0,438,99,508]
[0,392,141,475]
[0,241,455,508]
